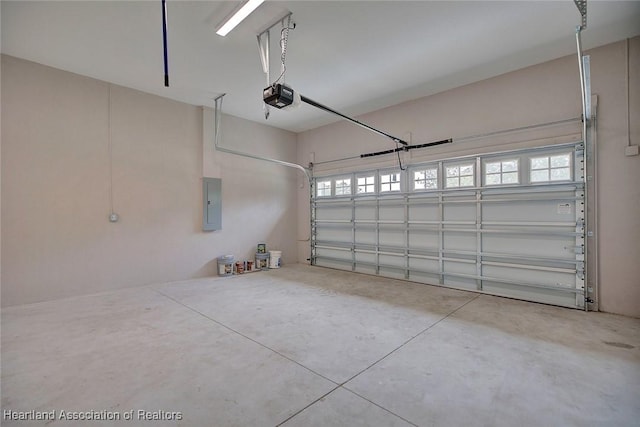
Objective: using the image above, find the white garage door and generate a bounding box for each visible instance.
[311,142,586,309]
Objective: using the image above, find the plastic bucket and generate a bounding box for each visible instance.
[269,250,282,269]
[217,255,234,276]
[255,252,270,270]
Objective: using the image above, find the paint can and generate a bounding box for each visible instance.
[255,252,270,270]
[269,250,282,269]
[235,261,244,274]
[217,255,234,276]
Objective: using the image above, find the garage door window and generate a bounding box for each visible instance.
[445,164,474,188]
[380,172,401,192]
[316,180,332,197]
[413,168,438,190]
[357,175,376,194]
[485,159,519,185]
[335,178,352,196]
[530,153,571,183]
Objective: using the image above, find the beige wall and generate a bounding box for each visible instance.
[2,37,638,316]
[297,38,640,318]
[1,55,298,307]
[597,38,640,317]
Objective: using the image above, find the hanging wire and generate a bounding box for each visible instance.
[395,141,406,170]
[272,19,295,86]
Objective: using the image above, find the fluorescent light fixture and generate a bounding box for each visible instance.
[216,0,265,36]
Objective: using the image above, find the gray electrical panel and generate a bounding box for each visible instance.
[203,177,221,231]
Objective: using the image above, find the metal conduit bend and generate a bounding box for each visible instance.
[213,95,312,183]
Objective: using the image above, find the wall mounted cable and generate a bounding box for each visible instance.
[108,84,119,223]
[626,38,631,147]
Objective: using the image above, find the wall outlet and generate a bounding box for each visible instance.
[625,145,639,157]
[109,213,119,223]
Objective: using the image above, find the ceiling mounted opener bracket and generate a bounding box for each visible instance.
[574,0,591,128]
[257,12,293,120]
[573,0,587,30]
[257,29,271,119]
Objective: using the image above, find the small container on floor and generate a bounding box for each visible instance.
[217,255,234,277]
[256,252,270,270]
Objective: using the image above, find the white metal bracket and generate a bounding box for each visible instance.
[573,0,587,30]
[256,30,271,119]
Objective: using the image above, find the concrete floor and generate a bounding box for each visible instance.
[2,264,639,427]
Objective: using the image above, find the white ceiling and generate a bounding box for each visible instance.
[2,1,640,133]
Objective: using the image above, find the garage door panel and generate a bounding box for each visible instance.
[315,247,349,260]
[408,230,439,250]
[409,257,439,274]
[443,276,477,290]
[314,246,351,271]
[355,229,376,245]
[443,260,476,275]
[355,205,376,221]
[316,227,351,244]
[409,271,440,284]
[355,252,376,265]
[378,266,406,280]
[482,234,575,259]
[380,205,403,221]
[482,281,578,308]
[408,204,439,222]
[443,231,476,251]
[316,207,351,221]
[316,258,350,271]
[483,200,576,223]
[355,264,377,275]
[379,228,404,247]
[482,265,575,288]
[312,142,586,309]
[443,202,475,221]
[379,254,405,268]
